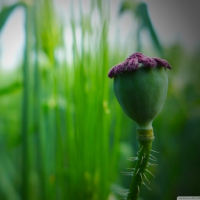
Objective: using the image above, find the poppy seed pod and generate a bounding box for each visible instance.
[108,52,171,130]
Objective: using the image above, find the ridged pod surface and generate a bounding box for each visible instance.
[108,52,171,129]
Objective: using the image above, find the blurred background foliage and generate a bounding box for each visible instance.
[0,0,200,200]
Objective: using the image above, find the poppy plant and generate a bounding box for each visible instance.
[108,52,171,200]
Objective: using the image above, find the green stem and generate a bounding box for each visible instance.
[127,129,154,200]
[21,4,32,200]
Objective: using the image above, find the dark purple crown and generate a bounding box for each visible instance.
[108,52,172,78]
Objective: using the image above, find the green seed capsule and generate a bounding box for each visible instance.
[108,52,171,130]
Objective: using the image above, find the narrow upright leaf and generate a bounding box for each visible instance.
[135,2,163,55]
[0,2,25,31]
[119,0,136,14]
[119,1,163,55]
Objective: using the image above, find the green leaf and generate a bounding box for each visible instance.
[119,1,163,55]
[135,2,163,55]
[0,80,22,96]
[0,2,25,31]
[119,0,136,14]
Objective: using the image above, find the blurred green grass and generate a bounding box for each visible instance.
[0,0,200,200]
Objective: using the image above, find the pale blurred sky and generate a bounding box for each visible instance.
[0,0,200,70]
